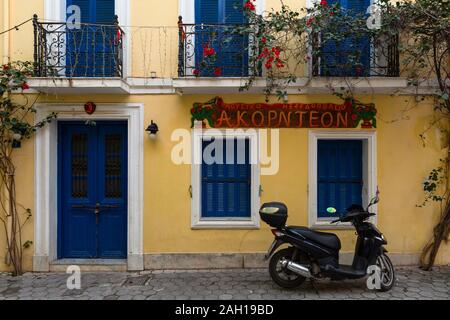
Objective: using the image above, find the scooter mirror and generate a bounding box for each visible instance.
[326,207,337,214]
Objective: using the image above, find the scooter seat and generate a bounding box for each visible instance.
[287,226,341,251]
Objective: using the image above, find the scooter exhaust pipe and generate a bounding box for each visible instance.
[281,260,312,278]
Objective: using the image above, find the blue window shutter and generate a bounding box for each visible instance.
[195,0,248,76]
[321,0,371,76]
[96,0,115,23]
[222,0,247,76]
[345,0,371,75]
[342,0,370,13]
[66,0,115,77]
[196,0,219,24]
[224,0,245,24]
[67,0,94,22]
[67,0,114,23]
[201,138,251,218]
[317,140,363,218]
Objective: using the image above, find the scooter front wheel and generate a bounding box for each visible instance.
[376,253,396,291]
[269,247,306,289]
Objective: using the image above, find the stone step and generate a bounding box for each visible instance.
[49,259,127,272]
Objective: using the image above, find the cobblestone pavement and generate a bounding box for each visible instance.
[0,267,448,300]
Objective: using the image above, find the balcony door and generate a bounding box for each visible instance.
[320,0,371,76]
[195,0,249,77]
[66,0,117,77]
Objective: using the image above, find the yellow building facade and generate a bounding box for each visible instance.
[0,0,448,272]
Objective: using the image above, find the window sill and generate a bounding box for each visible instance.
[191,218,260,230]
[309,221,354,230]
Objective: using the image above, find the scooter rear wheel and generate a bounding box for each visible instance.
[269,247,307,289]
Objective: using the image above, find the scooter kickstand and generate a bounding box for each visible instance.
[309,278,319,294]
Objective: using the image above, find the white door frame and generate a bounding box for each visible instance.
[33,103,144,271]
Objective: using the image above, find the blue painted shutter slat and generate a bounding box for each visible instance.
[346,0,371,76]
[66,0,115,77]
[317,140,363,218]
[66,0,92,76]
[197,0,219,23]
[67,0,92,22]
[96,0,115,23]
[222,0,247,76]
[202,138,251,218]
[195,0,248,76]
[94,0,115,77]
[224,0,245,24]
[321,0,370,76]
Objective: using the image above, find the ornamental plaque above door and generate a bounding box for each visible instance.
[190,97,376,129]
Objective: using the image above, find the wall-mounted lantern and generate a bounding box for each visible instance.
[146,120,159,138]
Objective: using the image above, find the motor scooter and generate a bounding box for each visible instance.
[260,196,395,291]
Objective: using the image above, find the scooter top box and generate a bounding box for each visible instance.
[259,202,287,228]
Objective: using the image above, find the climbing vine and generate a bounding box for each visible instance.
[0,61,56,275]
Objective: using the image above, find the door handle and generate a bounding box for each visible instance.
[72,204,120,213]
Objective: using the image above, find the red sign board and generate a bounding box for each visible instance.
[191,97,376,129]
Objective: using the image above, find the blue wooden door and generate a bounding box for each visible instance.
[66,0,116,77]
[195,0,248,76]
[320,0,370,76]
[58,121,127,259]
[317,140,363,218]
[202,138,251,217]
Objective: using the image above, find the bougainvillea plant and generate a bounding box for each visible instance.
[0,61,56,275]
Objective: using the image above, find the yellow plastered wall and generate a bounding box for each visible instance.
[1,0,449,271]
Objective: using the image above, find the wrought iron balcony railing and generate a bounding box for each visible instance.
[311,31,400,77]
[177,17,262,78]
[33,14,124,78]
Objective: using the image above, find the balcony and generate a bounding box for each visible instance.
[177,18,261,78]
[311,31,400,77]
[31,14,127,93]
[28,15,414,95]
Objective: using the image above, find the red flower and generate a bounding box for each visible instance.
[214,67,222,76]
[272,47,281,58]
[306,17,315,27]
[244,0,255,11]
[21,82,30,90]
[351,114,358,121]
[276,59,284,69]
[320,0,328,6]
[193,69,200,76]
[115,28,122,45]
[258,47,270,60]
[265,57,274,69]
[261,37,267,44]
[2,64,9,71]
[203,45,216,57]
